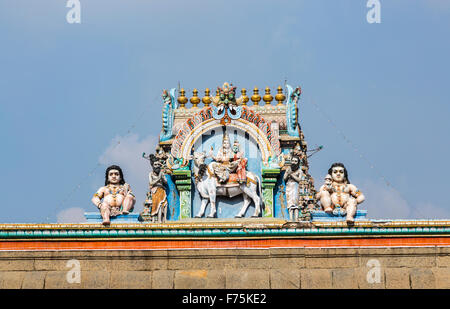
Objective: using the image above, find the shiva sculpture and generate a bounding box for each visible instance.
[318,163,365,224]
[192,138,262,218]
[91,165,136,225]
[141,154,168,223]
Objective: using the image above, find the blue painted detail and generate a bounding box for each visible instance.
[191,127,262,218]
[160,88,177,142]
[310,210,368,221]
[228,106,242,119]
[285,85,299,137]
[166,174,180,221]
[84,212,140,223]
[212,105,225,119]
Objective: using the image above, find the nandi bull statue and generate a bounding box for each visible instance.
[192,134,263,218]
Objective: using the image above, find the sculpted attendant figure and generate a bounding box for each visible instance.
[92,165,135,225]
[231,140,247,183]
[319,163,365,224]
[143,154,168,223]
[283,156,303,221]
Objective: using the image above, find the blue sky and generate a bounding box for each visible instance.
[0,0,449,223]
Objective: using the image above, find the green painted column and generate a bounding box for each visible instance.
[172,169,192,220]
[261,169,281,218]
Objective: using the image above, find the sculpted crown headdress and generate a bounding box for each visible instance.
[218,82,236,96]
[222,132,230,143]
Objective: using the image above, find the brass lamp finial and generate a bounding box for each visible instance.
[190,89,200,108]
[202,88,212,107]
[241,88,249,106]
[263,87,273,105]
[177,88,188,109]
[275,86,286,105]
[251,87,261,106]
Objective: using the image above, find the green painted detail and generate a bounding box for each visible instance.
[0,227,449,239]
[262,169,281,175]
[179,190,191,220]
[175,179,191,185]
[262,178,278,183]
[262,188,274,218]
[172,170,191,177]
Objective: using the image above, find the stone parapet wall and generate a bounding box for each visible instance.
[0,246,448,289]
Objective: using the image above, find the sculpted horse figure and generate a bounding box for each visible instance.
[192,152,263,218]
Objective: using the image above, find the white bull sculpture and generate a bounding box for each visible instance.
[192,152,263,218]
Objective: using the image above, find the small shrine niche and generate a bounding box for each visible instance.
[148,82,317,221]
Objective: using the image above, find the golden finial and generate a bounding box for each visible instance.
[241,88,249,106]
[202,88,212,107]
[251,87,261,106]
[177,88,188,109]
[190,89,200,108]
[263,87,273,105]
[275,86,286,106]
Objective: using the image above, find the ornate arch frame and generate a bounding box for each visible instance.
[172,118,274,164]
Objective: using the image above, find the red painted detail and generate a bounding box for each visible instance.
[0,237,449,251]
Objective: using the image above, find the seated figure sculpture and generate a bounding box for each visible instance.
[91,165,136,225]
[209,133,234,184]
[319,163,365,224]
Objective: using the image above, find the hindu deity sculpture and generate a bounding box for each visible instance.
[141,154,168,223]
[209,133,234,184]
[231,140,247,184]
[318,163,365,224]
[283,156,303,221]
[91,165,136,225]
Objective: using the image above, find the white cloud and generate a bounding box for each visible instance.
[57,207,86,223]
[359,179,450,220]
[99,133,158,212]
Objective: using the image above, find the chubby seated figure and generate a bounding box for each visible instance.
[319,163,365,224]
[91,165,136,225]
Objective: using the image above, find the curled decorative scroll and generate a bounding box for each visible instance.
[160,88,177,142]
[286,84,301,137]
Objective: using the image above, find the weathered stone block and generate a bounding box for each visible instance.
[168,252,236,270]
[110,271,152,289]
[437,255,450,267]
[376,255,436,268]
[0,271,26,288]
[410,268,435,289]
[22,271,46,289]
[204,269,226,289]
[305,256,359,269]
[270,268,300,289]
[300,269,332,289]
[332,269,358,289]
[433,267,450,289]
[174,270,208,289]
[384,268,410,289]
[44,271,80,289]
[152,270,174,289]
[0,259,34,271]
[34,258,68,271]
[110,258,168,271]
[225,269,270,289]
[79,271,110,289]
